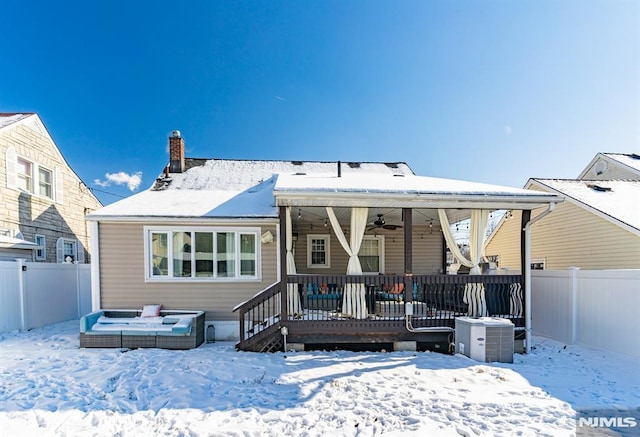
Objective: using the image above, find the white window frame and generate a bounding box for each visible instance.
[37,165,53,199]
[144,226,261,282]
[307,234,330,268]
[6,147,60,203]
[35,234,46,260]
[17,157,33,193]
[358,235,385,274]
[57,237,78,263]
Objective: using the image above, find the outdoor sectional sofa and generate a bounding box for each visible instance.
[80,309,205,349]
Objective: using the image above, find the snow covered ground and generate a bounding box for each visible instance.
[1,320,639,436]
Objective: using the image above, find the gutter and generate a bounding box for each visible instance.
[523,202,556,354]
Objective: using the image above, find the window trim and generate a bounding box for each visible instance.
[144,226,262,282]
[358,235,385,275]
[35,234,46,260]
[307,234,331,268]
[14,154,55,201]
[37,165,53,199]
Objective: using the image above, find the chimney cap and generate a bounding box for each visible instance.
[171,130,181,138]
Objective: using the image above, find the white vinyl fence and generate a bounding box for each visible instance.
[0,259,91,333]
[531,269,640,358]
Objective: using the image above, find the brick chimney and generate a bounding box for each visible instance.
[168,130,185,173]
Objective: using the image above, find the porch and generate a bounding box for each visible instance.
[235,273,524,352]
[234,168,561,352]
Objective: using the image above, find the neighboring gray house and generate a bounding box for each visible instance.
[0,113,102,262]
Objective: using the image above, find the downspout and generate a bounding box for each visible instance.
[523,202,555,353]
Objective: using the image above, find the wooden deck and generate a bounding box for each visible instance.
[235,274,524,352]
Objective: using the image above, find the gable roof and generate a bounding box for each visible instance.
[578,152,640,180]
[527,179,640,234]
[0,113,35,130]
[87,156,562,221]
[87,159,413,220]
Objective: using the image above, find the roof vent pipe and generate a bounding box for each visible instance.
[337,161,341,177]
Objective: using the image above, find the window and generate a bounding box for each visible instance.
[531,259,546,270]
[307,235,330,268]
[35,234,46,260]
[146,227,260,280]
[38,167,53,199]
[63,240,76,262]
[9,151,56,201]
[56,237,78,263]
[17,158,32,192]
[358,236,384,274]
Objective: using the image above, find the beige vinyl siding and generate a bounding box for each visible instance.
[582,158,639,180]
[486,202,640,271]
[485,211,524,272]
[98,222,278,320]
[294,224,443,275]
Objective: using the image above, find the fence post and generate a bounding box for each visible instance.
[16,258,27,331]
[76,262,81,318]
[569,266,580,344]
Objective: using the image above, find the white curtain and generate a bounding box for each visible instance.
[438,209,489,274]
[438,209,490,316]
[326,206,369,319]
[286,207,301,316]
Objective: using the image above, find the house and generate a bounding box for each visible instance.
[0,113,103,262]
[485,153,640,270]
[86,131,562,352]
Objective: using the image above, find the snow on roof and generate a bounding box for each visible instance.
[603,153,640,174]
[0,113,33,130]
[275,173,555,197]
[89,160,411,219]
[155,159,413,191]
[89,158,560,220]
[533,179,640,231]
[0,235,39,249]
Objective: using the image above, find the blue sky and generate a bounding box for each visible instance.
[1,1,638,205]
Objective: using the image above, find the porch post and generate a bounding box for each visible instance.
[520,210,531,352]
[279,206,288,319]
[520,210,531,278]
[403,208,413,301]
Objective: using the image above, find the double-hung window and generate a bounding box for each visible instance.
[38,167,53,198]
[307,234,330,268]
[35,234,46,260]
[17,158,33,192]
[13,155,54,200]
[146,227,260,280]
[358,235,385,274]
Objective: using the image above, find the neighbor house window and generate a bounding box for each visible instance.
[145,227,260,280]
[531,259,546,270]
[38,167,53,199]
[63,240,76,262]
[56,237,79,263]
[307,234,330,268]
[358,235,384,274]
[35,234,46,260]
[17,158,33,192]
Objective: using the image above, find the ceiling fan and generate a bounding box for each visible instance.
[367,214,403,231]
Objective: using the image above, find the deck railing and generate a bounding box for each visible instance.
[236,274,524,350]
[287,274,524,327]
[234,281,282,350]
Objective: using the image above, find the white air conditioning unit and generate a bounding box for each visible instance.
[455,317,514,363]
[204,321,216,343]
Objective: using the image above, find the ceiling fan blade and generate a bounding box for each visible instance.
[383,224,402,230]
